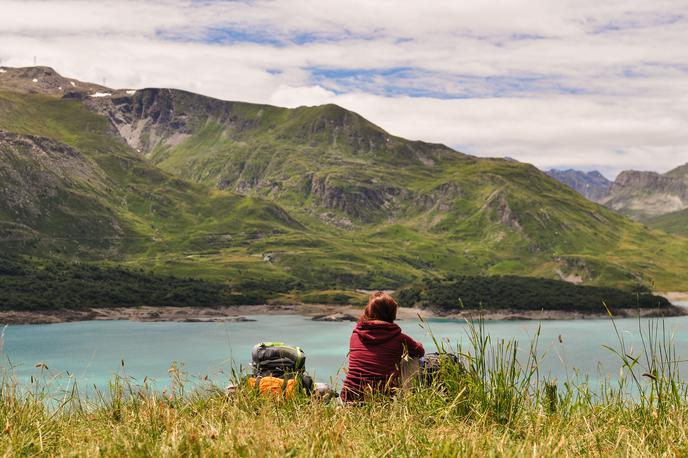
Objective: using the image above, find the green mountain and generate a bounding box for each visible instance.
[1,66,688,300]
[646,208,688,237]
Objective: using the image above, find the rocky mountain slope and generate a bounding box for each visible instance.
[1,66,688,294]
[84,87,471,227]
[545,169,611,202]
[601,166,688,220]
[0,131,122,253]
[0,87,302,264]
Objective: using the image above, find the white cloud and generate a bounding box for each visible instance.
[0,0,687,177]
[270,85,337,108]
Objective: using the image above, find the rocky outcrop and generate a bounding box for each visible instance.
[613,170,683,191]
[554,257,592,284]
[484,189,523,232]
[306,174,405,221]
[182,316,256,323]
[413,182,462,213]
[311,312,358,322]
[85,88,195,157]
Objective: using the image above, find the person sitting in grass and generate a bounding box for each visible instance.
[341,291,425,402]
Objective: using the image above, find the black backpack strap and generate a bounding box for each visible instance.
[301,374,313,395]
[282,374,290,394]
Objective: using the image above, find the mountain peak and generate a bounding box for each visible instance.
[586,170,607,179]
[665,163,688,180]
[0,65,110,97]
[603,168,688,219]
[545,169,611,202]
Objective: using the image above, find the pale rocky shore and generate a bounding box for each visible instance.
[662,291,688,303]
[0,300,685,325]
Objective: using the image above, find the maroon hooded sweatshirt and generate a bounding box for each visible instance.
[341,320,425,401]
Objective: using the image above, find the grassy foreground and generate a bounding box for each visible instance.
[4,385,688,457]
[2,316,688,457]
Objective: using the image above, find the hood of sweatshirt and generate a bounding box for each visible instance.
[354,321,401,345]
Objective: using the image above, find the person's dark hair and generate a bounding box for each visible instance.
[360,292,398,323]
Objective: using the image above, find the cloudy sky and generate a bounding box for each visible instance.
[1,0,687,178]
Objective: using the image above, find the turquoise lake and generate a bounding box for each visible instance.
[2,305,688,395]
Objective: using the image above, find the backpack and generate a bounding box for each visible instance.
[247,376,300,398]
[251,342,306,376]
[420,352,464,383]
[248,342,313,398]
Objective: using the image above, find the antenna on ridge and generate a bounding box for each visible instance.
[33,56,37,66]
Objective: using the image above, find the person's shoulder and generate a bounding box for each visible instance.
[400,332,421,343]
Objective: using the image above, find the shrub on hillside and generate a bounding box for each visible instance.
[396,275,671,311]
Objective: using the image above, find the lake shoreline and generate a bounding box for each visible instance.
[0,301,685,325]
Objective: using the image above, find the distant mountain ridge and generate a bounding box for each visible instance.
[545,169,612,202]
[602,165,688,220]
[2,65,688,297]
[547,164,688,234]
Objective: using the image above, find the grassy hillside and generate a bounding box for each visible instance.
[646,208,688,236]
[0,90,312,296]
[1,71,688,298]
[90,86,688,291]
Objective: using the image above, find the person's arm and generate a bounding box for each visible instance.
[401,333,425,357]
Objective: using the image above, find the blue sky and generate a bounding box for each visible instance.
[1,0,687,177]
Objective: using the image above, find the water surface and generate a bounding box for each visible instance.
[3,313,688,394]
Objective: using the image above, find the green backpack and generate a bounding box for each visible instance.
[251,342,306,376]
